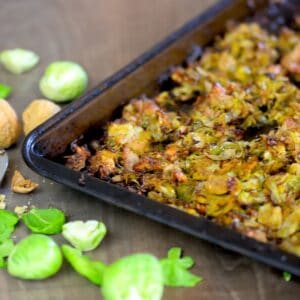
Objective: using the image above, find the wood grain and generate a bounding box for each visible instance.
[0,0,300,299]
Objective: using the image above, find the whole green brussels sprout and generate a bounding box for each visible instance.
[101,254,164,300]
[39,61,88,102]
[8,234,62,280]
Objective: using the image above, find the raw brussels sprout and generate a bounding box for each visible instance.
[8,234,62,280]
[22,208,65,235]
[0,48,39,74]
[62,244,106,285]
[62,220,106,252]
[39,61,88,102]
[102,254,164,300]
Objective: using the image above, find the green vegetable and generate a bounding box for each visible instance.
[102,254,164,300]
[176,183,195,201]
[62,245,106,285]
[22,208,65,235]
[0,48,39,74]
[0,239,14,257]
[0,210,19,226]
[62,220,106,252]
[0,257,5,268]
[0,210,19,243]
[8,234,62,280]
[283,271,292,282]
[0,83,12,98]
[0,223,14,244]
[39,61,88,102]
[160,247,202,287]
[0,239,14,269]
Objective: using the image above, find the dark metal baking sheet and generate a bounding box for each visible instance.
[23,0,300,276]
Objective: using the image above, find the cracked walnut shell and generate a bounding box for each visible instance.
[11,170,39,194]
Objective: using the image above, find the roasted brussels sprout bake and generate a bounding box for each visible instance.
[65,20,300,256]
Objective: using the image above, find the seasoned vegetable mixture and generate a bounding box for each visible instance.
[65,21,300,256]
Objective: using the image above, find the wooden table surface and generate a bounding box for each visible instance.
[1,0,300,299]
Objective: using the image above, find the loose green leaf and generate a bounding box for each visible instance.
[0,257,6,269]
[160,247,202,287]
[283,271,292,282]
[0,48,39,74]
[8,234,62,280]
[22,208,65,235]
[62,220,106,252]
[0,239,15,269]
[62,244,106,285]
[167,247,182,259]
[0,210,19,243]
[0,210,19,226]
[102,254,164,300]
[0,239,14,257]
[0,223,15,243]
[0,83,12,98]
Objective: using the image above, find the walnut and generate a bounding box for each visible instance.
[0,100,21,148]
[11,170,39,194]
[22,99,61,135]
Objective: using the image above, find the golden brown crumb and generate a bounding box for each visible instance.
[14,205,28,216]
[11,170,39,194]
[0,194,6,209]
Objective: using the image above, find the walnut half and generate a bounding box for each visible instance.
[11,170,39,194]
[0,100,21,149]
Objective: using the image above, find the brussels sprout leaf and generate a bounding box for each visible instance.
[0,210,18,227]
[0,239,15,269]
[283,271,292,282]
[0,239,14,257]
[0,223,15,243]
[62,245,106,285]
[0,210,19,243]
[62,220,106,252]
[0,257,6,269]
[0,83,12,98]
[160,247,202,287]
[22,208,65,235]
